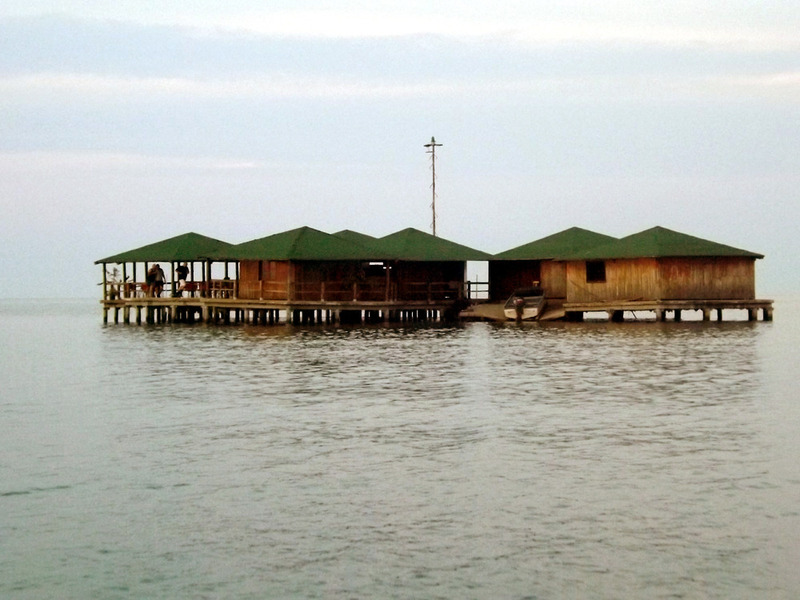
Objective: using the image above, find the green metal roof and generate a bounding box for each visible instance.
[231,226,378,261]
[95,232,234,264]
[333,229,378,244]
[493,227,617,260]
[577,226,764,260]
[375,228,492,261]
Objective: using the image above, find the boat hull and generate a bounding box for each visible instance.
[503,287,546,321]
[504,305,541,320]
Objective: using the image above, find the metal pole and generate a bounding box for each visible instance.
[424,136,443,236]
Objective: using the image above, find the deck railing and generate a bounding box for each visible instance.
[465,280,489,301]
[234,279,466,303]
[106,279,485,304]
[107,279,235,299]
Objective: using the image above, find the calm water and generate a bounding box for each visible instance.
[1,298,799,599]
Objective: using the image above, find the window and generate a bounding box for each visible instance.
[586,260,606,283]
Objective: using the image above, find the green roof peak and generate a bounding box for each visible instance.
[578,226,764,259]
[233,226,381,261]
[95,232,233,263]
[493,227,617,260]
[375,228,492,261]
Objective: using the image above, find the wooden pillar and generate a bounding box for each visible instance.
[716,308,723,321]
[101,263,108,300]
[763,307,773,321]
[655,309,665,322]
[748,308,757,321]
[702,308,711,321]
[674,309,682,322]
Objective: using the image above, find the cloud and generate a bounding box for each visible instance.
[1,13,797,112]
[0,151,267,173]
[196,11,800,53]
[4,68,800,106]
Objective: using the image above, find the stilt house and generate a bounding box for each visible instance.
[231,226,383,302]
[489,227,616,301]
[371,228,492,303]
[95,232,235,299]
[564,226,764,303]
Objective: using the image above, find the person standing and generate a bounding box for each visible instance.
[146,264,157,297]
[175,262,189,296]
[153,264,165,297]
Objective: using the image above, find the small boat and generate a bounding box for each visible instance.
[504,286,545,320]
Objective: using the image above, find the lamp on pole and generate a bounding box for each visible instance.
[424,136,442,236]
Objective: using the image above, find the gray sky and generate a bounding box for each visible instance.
[1,1,798,297]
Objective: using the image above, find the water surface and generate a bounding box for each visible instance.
[1,298,799,599]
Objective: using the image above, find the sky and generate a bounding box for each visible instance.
[1,1,798,297]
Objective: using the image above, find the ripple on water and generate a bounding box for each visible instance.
[1,306,797,599]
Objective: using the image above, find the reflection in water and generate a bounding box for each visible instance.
[1,301,796,599]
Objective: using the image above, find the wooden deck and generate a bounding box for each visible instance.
[100,296,463,325]
[562,299,774,322]
[460,298,774,323]
[102,296,774,325]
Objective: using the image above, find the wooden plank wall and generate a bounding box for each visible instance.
[488,261,541,301]
[565,257,757,302]
[565,258,659,302]
[238,260,290,300]
[541,261,566,299]
[658,257,756,300]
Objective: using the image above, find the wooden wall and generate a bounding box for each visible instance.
[565,257,757,302]
[237,259,468,302]
[488,261,541,301]
[658,257,756,300]
[396,261,466,301]
[238,259,290,300]
[541,261,567,299]
[566,258,659,302]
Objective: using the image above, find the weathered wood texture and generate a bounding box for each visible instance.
[238,259,466,303]
[489,260,568,301]
[238,259,291,300]
[657,257,755,300]
[541,261,567,299]
[565,257,757,303]
[488,261,541,301]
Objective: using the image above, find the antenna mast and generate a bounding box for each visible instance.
[424,136,442,236]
